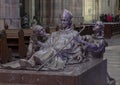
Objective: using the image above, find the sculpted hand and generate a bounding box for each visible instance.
[37,41,43,47]
[74,35,83,44]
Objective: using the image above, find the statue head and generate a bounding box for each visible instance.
[93,21,104,38]
[93,21,104,30]
[33,25,46,36]
[61,9,73,29]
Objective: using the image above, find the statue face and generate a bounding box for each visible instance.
[39,28,46,36]
[61,18,70,28]
[35,28,46,36]
[93,25,100,32]
[61,9,73,29]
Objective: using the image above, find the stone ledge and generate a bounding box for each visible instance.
[0,59,107,85]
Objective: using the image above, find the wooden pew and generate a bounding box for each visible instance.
[74,24,94,35]
[5,29,27,58]
[45,26,59,34]
[46,25,94,35]
[0,30,12,63]
[23,29,33,45]
[111,23,120,35]
[104,22,120,38]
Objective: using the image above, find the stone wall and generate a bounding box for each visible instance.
[0,0,20,30]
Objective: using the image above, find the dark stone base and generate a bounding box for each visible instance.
[0,59,107,85]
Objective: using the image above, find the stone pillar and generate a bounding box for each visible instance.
[42,0,46,26]
[45,0,51,26]
[28,0,35,26]
[100,0,117,15]
[116,0,120,14]
[50,0,55,26]
[54,0,62,25]
[111,0,117,15]
[83,0,95,23]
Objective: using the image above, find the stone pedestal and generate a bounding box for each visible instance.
[0,59,107,85]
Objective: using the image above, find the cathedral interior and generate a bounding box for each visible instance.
[0,0,120,85]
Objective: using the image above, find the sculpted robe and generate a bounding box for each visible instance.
[22,28,82,70]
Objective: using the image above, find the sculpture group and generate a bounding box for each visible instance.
[17,9,107,71]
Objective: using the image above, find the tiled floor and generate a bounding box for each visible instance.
[104,35,120,85]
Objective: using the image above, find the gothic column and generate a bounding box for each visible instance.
[50,0,55,26]
[29,0,35,25]
[45,0,51,26]
[54,0,62,25]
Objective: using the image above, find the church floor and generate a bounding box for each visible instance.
[104,34,120,85]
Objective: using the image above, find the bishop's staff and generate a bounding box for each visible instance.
[36,25,86,71]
